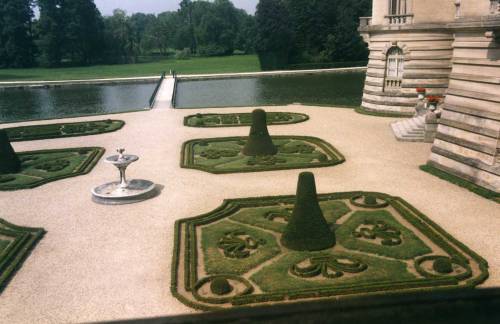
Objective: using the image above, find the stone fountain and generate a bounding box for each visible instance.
[92,148,156,205]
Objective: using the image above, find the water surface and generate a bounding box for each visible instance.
[175,72,365,109]
[0,82,155,123]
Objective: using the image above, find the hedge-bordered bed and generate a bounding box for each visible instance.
[0,218,46,292]
[0,147,104,191]
[184,112,309,128]
[3,119,124,142]
[171,191,489,311]
[180,136,345,174]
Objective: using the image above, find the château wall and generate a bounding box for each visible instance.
[360,0,500,192]
[362,30,453,115]
[428,15,500,192]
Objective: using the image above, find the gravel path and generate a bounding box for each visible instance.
[0,105,498,323]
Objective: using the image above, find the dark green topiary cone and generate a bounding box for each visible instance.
[0,129,21,174]
[242,109,278,156]
[281,172,336,251]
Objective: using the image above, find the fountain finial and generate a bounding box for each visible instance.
[117,148,126,161]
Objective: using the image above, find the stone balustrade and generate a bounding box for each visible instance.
[359,17,372,28]
[385,14,414,25]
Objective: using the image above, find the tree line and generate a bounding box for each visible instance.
[255,0,371,70]
[0,0,256,68]
[0,0,370,70]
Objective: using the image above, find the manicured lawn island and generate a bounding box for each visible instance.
[4,120,124,142]
[0,218,45,292]
[184,112,309,128]
[181,109,343,174]
[181,136,344,174]
[171,173,489,311]
[0,147,104,191]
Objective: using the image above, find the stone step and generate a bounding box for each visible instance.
[391,117,426,142]
[407,118,425,129]
[398,122,425,135]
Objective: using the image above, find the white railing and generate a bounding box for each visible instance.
[386,14,414,25]
[359,17,372,28]
[385,78,402,90]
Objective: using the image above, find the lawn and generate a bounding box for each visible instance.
[0,55,261,82]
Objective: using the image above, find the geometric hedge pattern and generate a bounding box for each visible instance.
[0,147,105,191]
[0,218,45,292]
[184,112,309,128]
[181,136,345,174]
[5,120,124,142]
[171,191,489,311]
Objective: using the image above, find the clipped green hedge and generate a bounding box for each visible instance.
[0,218,46,292]
[171,191,489,311]
[0,147,105,191]
[4,119,125,142]
[184,112,309,128]
[210,277,233,295]
[242,109,278,156]
[281,172,336,251]
[181,136,345,174]
[0,129,21,174]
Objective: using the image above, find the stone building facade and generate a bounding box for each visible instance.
[359,0,499,192]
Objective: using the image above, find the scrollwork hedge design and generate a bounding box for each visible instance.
[171,192,489,311]
[353,220,402,246]
[184,112,309,128]
[182,136,345,174]
[290,255,368,279]
[192,275,254,304]
[415,256,472,281]
[0,147,105,191]
[217,230,266,259]
[5,120,125,142]
[35,159,71,172]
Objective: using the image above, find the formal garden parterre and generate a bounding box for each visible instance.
[184,112,309,128]
[0,147,105,191]
[4,119,125,142]
[181,108,343,174]
[0,218,45,292]
[181,136,344,174]
[171,173,489,310]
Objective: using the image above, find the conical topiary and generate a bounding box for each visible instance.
[0,129,21,174]
[281,172,336,251]
[242,109,278,156]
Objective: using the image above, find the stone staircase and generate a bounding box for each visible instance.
[391,115,426,142]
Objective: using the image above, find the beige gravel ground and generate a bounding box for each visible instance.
[0,105,498,323]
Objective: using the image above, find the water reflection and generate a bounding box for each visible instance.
[0,82,155,123]
[175,72,365,108]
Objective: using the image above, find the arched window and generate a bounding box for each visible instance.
[385,47,404,90]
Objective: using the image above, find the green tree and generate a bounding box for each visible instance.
[37,0,64,66]
[179,0,197,53]
[255,0,293,70]
[102,9,139,63]
[234,10,257,54]
[129,13,156,55]
[62,0,104,65]
[0,0,36,68]
[256,0,370,66]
